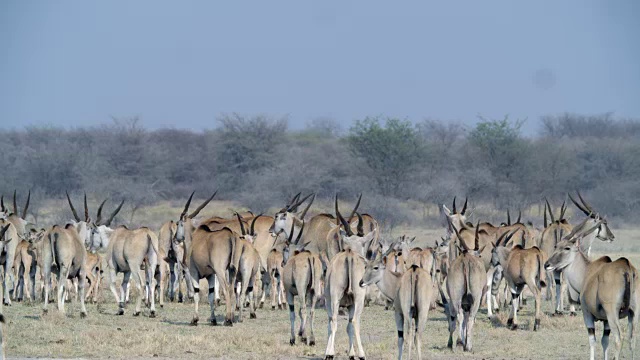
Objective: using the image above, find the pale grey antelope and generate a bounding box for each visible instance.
[0,224,8,360]
[323,195,376,360]
[568,191,615,256]
[545,222,635,360]
[86,199,161,317]
[0,219,20,306]
[360,245,437,360]
[442,219,486,352]
[282,221,324,346]
[40,224,88,317]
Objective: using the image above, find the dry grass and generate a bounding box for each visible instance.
[5,203,640,359]
[3,289,612,359]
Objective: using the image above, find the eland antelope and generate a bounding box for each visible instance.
[41,224,88,317]
[323,195,376,360]
[158,191,216,304]
[282,221,324,346]
[360,246,437,360]
[187,225,239,326]
[545,222,635,360]
[85,198,161,317]
[443,219,486,352]
[491,229,546,330]
[539,199,573,314]
[0,219,20,306]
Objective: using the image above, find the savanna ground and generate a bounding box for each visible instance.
[4,202,640,359]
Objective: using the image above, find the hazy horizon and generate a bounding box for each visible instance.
[2,1,639,135]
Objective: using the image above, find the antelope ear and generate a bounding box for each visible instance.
[442,205,452,216]
[382,256,388,266]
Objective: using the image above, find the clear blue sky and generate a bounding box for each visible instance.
[1,1,639,134]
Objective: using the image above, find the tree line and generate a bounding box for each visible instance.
[1,112,639,228]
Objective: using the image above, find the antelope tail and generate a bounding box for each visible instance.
[624,268,635,312]
[308,256,316,296]
[147,233,160,260]
[461,261,472,312]
[409,266,418,319]
[227,233,238,281]
[536,252,547,288]
[50,232,58,268]
[346,252,354,295]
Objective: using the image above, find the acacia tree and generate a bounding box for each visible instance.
[348,117,425,197]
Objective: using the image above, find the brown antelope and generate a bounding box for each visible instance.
[83,252,103,303]
[12,228,46,301]
[491,230,546,331]
[323,195,376,360]
[158,191,216,304]
[186,225,239,326]
[266,239,286,310]
[40,224,88,316]
[282,221,323,346]
[538,199,573,314]
[442,198,506,317]
[545,222,635,360]
[443,219,486,352]
[232,214,262,322]
[360,246,437,360]
[0,219,20,306]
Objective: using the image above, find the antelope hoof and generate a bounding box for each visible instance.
[510,323,518,331]
[117,309,124,316]
[250,313,256,319]
[569,311,577,317]
[552,311,563,317]
[224,319,233,327]
[447,338,453,349]
[160,304,164,308]
[309,339,316,346]
[133,311,140,317]
[325,356,334,360]
[191,318,198,326]
[42,309,48,315]
[272,306,276,310]
[506,318,513,327]
[210,318,218,326]
[290,338,295,346]
[349,357,355,360]
[3,302,10,306]
[301,337,307,344]
[80,312,87,319]
[534,319,541,331]
[259,302,264,309]
[150,311,156,318]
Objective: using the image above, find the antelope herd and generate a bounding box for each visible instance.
[0,190,636,360]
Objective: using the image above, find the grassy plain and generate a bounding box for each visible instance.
[4,202,640,359]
